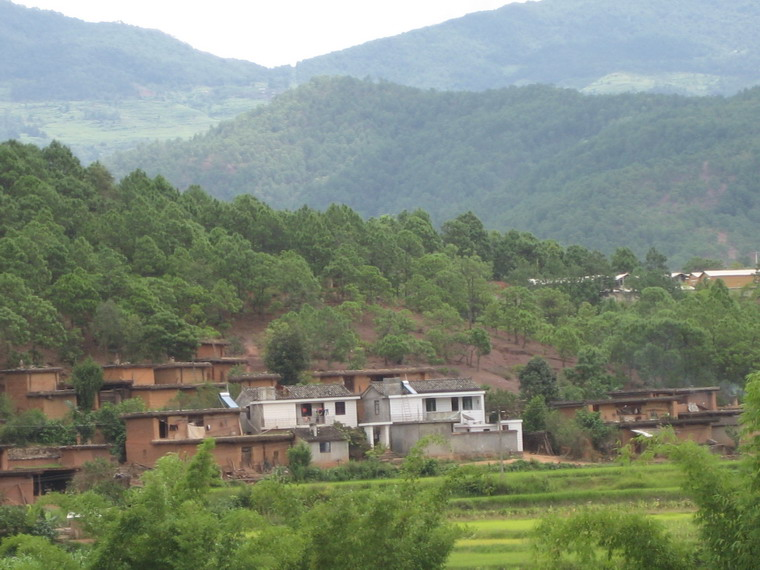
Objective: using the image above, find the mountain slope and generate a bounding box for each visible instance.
[294,0,760,95]
[105,77,760,266]
[0,0,274,100]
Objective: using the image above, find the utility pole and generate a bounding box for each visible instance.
[498,405,504,476]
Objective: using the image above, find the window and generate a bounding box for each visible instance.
[301,403,312,417]
[374,400,380,415]
[462,397,473,411]
[335,401,346,415]
[425,398,437,412]
[451,397,459,411]
[319,441,331,453]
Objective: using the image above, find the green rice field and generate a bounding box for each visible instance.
[441,462,710,569]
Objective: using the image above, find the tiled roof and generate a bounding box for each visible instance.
[293,425,348,442]
[370,377,482,395]
[280,384,354,400]
[408,377,482,393]
[237,384,355,406]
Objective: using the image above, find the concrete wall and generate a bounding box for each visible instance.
[388,423,521,458]
[307,440,349,468]
[359,391,391,423]
[255,399,359,430]
[389,423,452,455]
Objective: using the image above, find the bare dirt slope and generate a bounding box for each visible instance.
[228,310,571,393]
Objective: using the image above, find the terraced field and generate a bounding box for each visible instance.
[443,462,710,569]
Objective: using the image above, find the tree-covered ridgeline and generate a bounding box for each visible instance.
[1,140,759,393]
[106,78,760,267]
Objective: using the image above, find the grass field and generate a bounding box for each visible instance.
[0,92,266,164]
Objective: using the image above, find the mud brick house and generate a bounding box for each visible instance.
[104,361,222,409]
[227,372,281,391]
[193,340,249,383]
[552,386,740,449]
[0,444,114,505]
[121,408,292,473]
[0,367,76,419]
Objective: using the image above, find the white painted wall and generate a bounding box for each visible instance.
[259,399,359,429]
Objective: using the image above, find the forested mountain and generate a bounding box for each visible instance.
[294,0,760,95]
[0,0,277,101]
[106,77,760,267]
[2,140,760,395]
[4,0,760,162]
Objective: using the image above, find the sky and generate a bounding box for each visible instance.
[13,0,532,68]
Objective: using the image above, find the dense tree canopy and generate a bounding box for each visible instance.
[0,140,758,397]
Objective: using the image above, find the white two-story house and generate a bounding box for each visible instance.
[236,384,360,433]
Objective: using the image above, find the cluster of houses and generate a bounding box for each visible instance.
[2,330,748,506]
[552,386,741,451]
[0,340,523,505]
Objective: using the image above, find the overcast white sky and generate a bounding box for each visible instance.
[13,0,533,67]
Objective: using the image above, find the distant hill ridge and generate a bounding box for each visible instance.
[4,0,760,99]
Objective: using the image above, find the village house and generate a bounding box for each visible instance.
[293,425,350,468]
[121,407,292,473]
[0,367,76,420]
[193,339,249,382]
[236,384,360,432]
[358,377,523,458]
[552,386,740,449]
[235,384,360,467]
[683,269,759,290]
[0,443,114,505]
[227,372,281,391]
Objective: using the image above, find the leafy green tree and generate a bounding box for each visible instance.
[522,395,549,433]
[610,247,639,274]
[564,346,619,399]
[467,327,491,370]
[483,387,521,423]
[534,508,689,569]
[71,357,104,412]
[140,311,200,362]
[132,235,167,276]
[519,356,559,402]
[264,321,309,384]
[287,442,312,482]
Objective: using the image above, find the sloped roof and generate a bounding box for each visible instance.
[293,425,348,443]
[370,377,482,395]
[280,384,355,399]
[237,384,356,405]
[408,377,482,393]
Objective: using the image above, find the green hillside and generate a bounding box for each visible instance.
[106,77,760,266]
[0,0,276,101]
[3,139,760,392]
[295,0,760,95]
